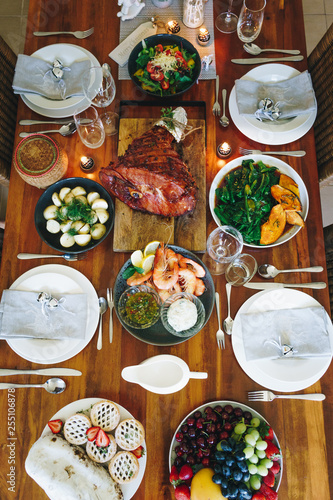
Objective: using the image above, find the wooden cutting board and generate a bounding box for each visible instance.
[113,118,206,252]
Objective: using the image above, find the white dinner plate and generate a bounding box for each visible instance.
[232,289,333,392]
[229,64,317,145]
[21,44,100,118]
[40,398,147,500]
[7,264,99,364]
[209,154,309,248]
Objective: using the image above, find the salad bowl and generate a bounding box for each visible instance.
[128,34,201,98]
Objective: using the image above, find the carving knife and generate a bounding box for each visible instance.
[244,282,326,290]
[0,368,82,376]
[231,55,304,64]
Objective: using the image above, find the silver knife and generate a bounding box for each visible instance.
[232,55,304,64]
[0,368,82,376]
[19,119,71,125]
[244,282,326,290]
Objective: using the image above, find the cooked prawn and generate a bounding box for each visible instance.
[153,243,179,290]
[177,268,197,294]
[178,256,206,278]
[194,278,205,296]
[127,270,153,286]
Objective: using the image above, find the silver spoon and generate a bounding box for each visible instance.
[258,264,324,279]
[223,283,233,335]
[0,377,66,394]
[219,89,229,127]
[97,297,108,350]
[243,43,301,56]
[19,123,77,138]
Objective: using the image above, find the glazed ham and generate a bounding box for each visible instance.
[99,126,198,217]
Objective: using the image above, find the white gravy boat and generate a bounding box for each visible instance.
[121,354,208,394]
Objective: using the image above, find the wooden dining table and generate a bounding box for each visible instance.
[0,0,332,498]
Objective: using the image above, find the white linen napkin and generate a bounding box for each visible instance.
[0,289,87,340]
[240,306,332,361]
[235,71,316,120]
[12,54,90,100]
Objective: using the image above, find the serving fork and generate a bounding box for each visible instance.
[212,76,221,116]
[215,292,225,349]
[17,252,87,262]
[107,288,114,343]
[248,390,326,402]
[239,147,306,157]
[33,27,94,39]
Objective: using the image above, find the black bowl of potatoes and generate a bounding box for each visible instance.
[34,177,114,254]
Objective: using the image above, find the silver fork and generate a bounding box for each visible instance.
[215,292,225,349]
[17,252,87,262]
[239,147,306,157]
[107,288,114,343]
[212,75,221,116]
[33,27,94,39]
[248,390,326,401]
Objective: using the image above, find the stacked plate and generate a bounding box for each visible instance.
[21,43,100,118]
[229,64,317,145]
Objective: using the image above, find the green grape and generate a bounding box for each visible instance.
[234,422,247,435]
[255,440,268,451]
[250,474,262,490]
[248,453,259,464]
[244,434,256,447]
[257,464,269,476]
[247,463,258,475]
[260,458,273,469]
[256,449,266,459]
[243,446,254,459]
[250,429,260,441]
[250,417,260,428]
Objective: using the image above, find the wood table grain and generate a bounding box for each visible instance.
[0,0,332,498]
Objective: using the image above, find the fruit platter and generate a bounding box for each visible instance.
[169,401,282,500]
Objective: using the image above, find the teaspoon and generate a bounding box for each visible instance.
[97,297,108,350]
[243,43,301,56]
[19,123,77,138]
[219,89,229,127]
[258,264,324,279]
[0,377,66,394]
[223,283,233,335]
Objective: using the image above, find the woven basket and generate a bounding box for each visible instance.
[14,134,68,189]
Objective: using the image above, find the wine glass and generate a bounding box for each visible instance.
[202,226,243,275]
[215,0,238,34]
[237,0,266,43]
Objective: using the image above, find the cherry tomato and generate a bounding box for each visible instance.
[161,80,170,90]
[146,61,155,73]
[150,69,164,81]
[155,44,164,53]
[175,51,188,68]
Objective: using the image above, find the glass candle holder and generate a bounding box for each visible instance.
[183,0,204,28]
[166,20,181,34]
[197,27,211,45]
[217,142,232,158]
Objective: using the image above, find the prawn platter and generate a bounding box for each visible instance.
[114,245,215,345]
[112,118,206,252]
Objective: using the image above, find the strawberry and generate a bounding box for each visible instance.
[132,445,145,458]
[169,465,180,486]
[179,464,193,481]
[47,419,63,434]
[86,426,100,442]
[259,483,278,500]
[252,493,266,500]
[263,469,276,488]
[174,484,190,500]
[95,428,110,447]
[260,422,274,440]
[270,461,281,475]
[264,439,281,460]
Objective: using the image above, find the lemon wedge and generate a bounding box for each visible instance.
[131,249,144,268]
[141,254,155,274]
[143,240,160,257]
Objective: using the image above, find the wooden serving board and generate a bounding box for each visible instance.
[113,118,206,252]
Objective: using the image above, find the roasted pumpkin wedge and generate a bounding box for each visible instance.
[271,184,302,211]
[279,173,300,198]
[285,210,305,227]
[260,204,286,245]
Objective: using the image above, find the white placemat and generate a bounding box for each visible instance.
[117,0,216,80]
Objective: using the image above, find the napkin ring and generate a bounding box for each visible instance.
[37,292,73,318]
[264,337,297,357]
[255,97,281,122]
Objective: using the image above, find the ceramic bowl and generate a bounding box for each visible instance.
[161,292,205,338]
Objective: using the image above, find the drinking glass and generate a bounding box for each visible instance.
[237,0,266,43]
[225,253,258,286]
[215,0,238,34]
[74,106,105,149]
[202,226,243,275]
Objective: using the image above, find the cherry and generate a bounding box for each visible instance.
[207,434,217,446]
[196,418,205,429]
[243,411,252,420]
[204,406,213,414]
[224,405,234,414]
[201,457,210,467]
[186,454,196,466]
[187,417,195,427]
[234,408,243,417]
[175,432,184,442]
[175,446,184,457]
[206,423,216,433]
[197,437,207,448]
[196,448,204,459]
[194,411,202,419]
[214,405,223,414]
[219,431,229,440]
[188,427,196,438]
[181,424,189,433]
[174,457,184,468]
[224,422,232,432]
[221,412,230,421]
[202,448,211,457]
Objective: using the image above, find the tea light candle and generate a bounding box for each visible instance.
[80,155,95,172]
[165,20,181,34]
[217,142,232,158]
[197,27,211,46]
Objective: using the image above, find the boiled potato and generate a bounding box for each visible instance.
[60,233,75,248]
[59,187,71,201]
[71,220,85,232]
[91,198,108,210]
[95,208,109,224]
[60,220,72,233]
[74,234,92,246]
[46,219,60,234]
[78,223,90,234]
[87,191,100,205]
[90,223,106,240]
[43,205,58,220]
[71,186,86,197]
[64,191,75,205]
[51,192,62,207]
[75,195,88,205]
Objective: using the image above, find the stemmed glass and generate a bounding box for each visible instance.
[82,64,118,136]
[215,0,238,34]
[202,226,243,275]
